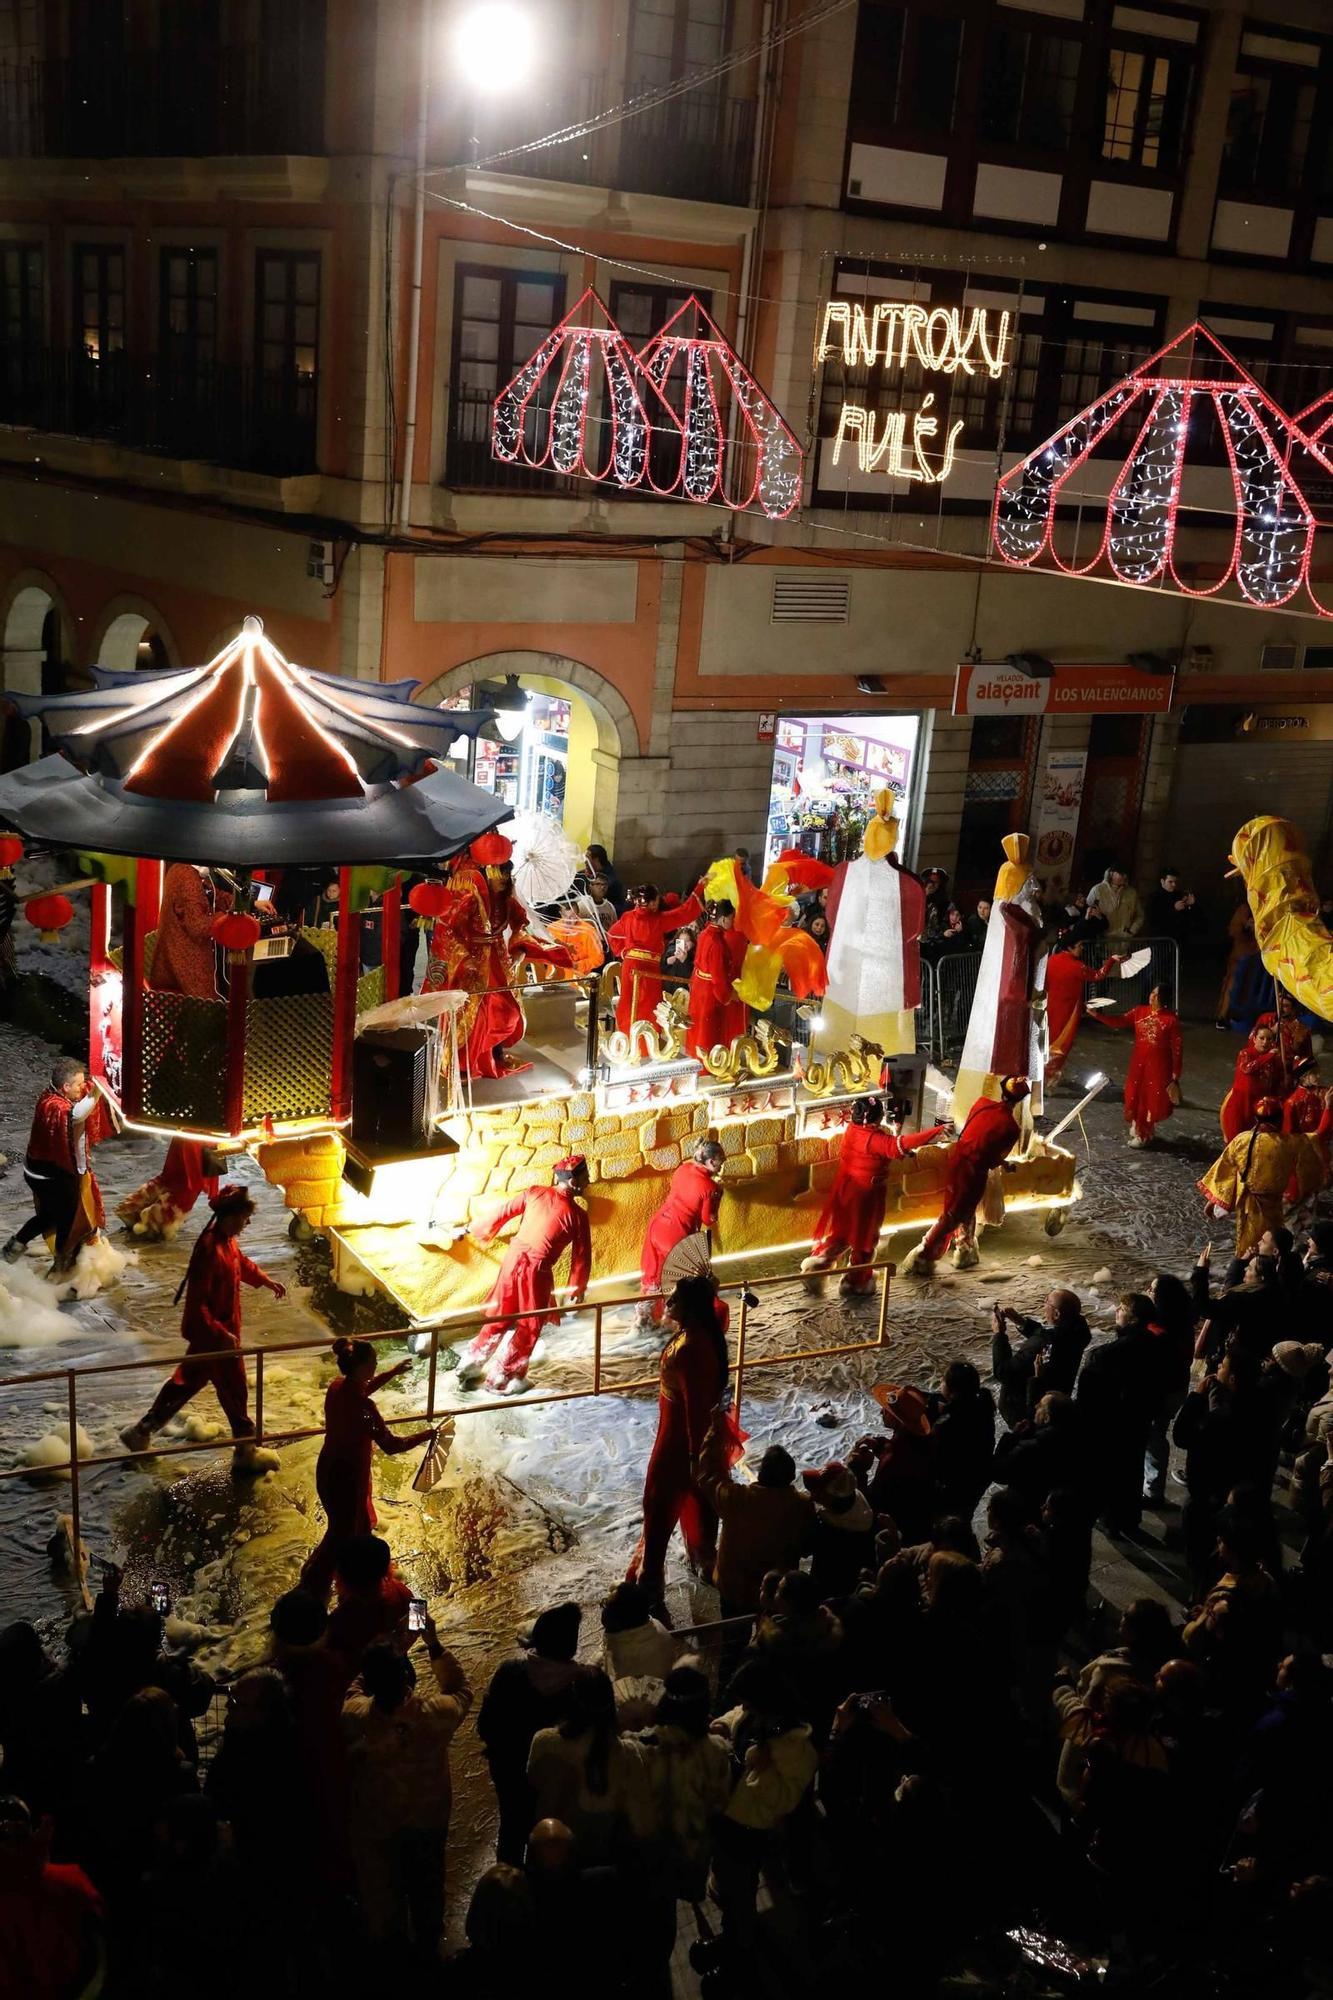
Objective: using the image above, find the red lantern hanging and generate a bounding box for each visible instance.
[407,880,458,931]
[24,892,73,943]
[0,834,23,874]
[470,831,513,866]
[212,910,261,965]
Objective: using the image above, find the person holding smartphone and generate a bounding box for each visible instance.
[301,1338,435,1597]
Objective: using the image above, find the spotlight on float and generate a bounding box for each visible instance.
[455,2,538,91]
[1045,1071,1110,1143]
[806,1014,825,1034]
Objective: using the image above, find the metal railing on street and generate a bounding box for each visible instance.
[919,933,1181,1065]
[0,1260,894,1574]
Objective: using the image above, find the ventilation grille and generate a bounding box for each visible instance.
[771,573,851,623]
[1259,642,1299,671]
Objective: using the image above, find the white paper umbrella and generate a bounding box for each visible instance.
[507,811,583,907]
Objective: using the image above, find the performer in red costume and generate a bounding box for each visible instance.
[685,900,749,1059]
[1220,1019,1284,1141]
[1259,993,1314,1080]
[117,1138,220,1240]
[627,1272,742,1616]
[426,835,534,1079]
[4,1057,114,1272]
[1043,936,1121,1086]
[903,1076,1028,1277]
[119,1184,286,1473]
[1283,1057,1333,1192]
[457,1156,592,1393]
[638,1137,726,1326]
[801,1095,950,1296]
[1098,983,1183,1148]
[607,882,704,1035]
[302,1337,435,1596]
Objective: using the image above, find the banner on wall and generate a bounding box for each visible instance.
[1030,750,1087,897]
[953,664,1174,716]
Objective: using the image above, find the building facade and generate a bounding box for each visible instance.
[1,0,1331,927]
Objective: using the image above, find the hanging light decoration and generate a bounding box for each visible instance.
[0,834,23,873]
[24,891,73,943]
[991,322,1328,618]
[491,288,673,489]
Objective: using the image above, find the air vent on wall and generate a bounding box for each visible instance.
[771,573,851,623]
[1259,642,1299,671]
[1303,647,1333,670]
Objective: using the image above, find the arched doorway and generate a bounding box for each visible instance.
[414,652,632,856]
[2,578,74,766]
[95,607,177,673]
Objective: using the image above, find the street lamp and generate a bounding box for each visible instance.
[454,2,539,92]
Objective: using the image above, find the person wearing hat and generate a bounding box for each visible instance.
[851,1383,938,1545]
[1199,1100,1323,1264]
[457,1158,592,1394]
[477,1603,586,1866]
[606,880,706,1037]
[119,1183,285,1474]
[801,1461,875,1600]
[902,1076,1028,1277]
[801,1095,950,1298]
[1283,1058,1329,1139]
[424,832,532,1079]
[637,1138,726,1329]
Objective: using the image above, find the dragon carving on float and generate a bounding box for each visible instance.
[694,1017,786,1082]
[1229,816,1333,1023]
[794,1034,885,1097]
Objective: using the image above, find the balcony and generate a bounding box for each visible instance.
[0,45,324,160]
[443,71,756,208]
[0,349,319,477]
[446,385,576,495]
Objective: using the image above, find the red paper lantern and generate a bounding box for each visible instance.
[470,831,512,866]
[24,892,73,943]
[212,911,261,964]
[0,835,23,872]
[407,880,459,931]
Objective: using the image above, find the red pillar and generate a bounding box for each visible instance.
[383,878,402,1003]
[120,859,162,1120]
[331,864,359,1121]
[87,882,111,1088]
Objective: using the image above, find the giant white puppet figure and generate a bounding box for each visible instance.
[952,833,1046,1126]
[817,790,925,1055]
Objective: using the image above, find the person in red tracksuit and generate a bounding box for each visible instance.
[638,1138,727,1326]
[457,1157,592,1394]
[903,1077,1029,1276]
[801,1096,950,1296]
[628,1273,741,1615]
[119,1183,286,1472]
[685,901,749,1059]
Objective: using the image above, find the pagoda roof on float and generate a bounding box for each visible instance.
[0,616,506,865]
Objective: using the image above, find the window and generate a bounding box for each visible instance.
[612,281,712,484]
[627,0,727,88]
[0,240,44,420]
[1222,47,1319,195]
[160,247,218,375]
[981,24,1081,152]
[1102,40,1192,174]
[253,249,320,469]
[73,245,124,362]
[448,265,565,486]
[857,5,964,137]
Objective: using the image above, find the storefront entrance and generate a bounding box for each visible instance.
[764,712,922,870]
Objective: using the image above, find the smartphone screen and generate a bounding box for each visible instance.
[408,1597,427,1632]
[150,1582,170,1614]
[253,882,275,909]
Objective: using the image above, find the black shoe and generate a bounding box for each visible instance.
[689,1937,725,1976]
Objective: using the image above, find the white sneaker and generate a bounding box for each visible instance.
[1127,1132,1142,1148]
[500,1376,530,1397]
[951,1241,980,1270]
[454,1359,486,1389]
[901,1241,934,1278]
[234,1443,281,1476]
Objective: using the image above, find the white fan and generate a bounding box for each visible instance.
[661,1231,713,1290]
[1118,948,1152,980]
[507,811,583,908]
[412,1418,456,1493]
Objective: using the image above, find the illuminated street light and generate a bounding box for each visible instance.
[454,2,538,92]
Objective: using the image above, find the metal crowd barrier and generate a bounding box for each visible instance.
[918,933,1180,1066]
[0,1260,894,1571]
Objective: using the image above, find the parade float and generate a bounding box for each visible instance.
[0,624,1081,1341]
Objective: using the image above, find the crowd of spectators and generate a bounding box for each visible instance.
[4,1214,1333,1995]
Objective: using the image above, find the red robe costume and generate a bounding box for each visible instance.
[1283,1088,1332,1195]
[686,922,749,1058]
[1101,1005,1182,1142]
[640,1159,723,1317]
[629,1297,740,1598]
[919,1096,1021,1265]
[1219,1036,1284,1141]
[117,1138,219,1240]
[141,1224,268,1434]
[23,1086,113,1267]
[606,894,703,1033]
[426,860,530,1078]
[1044,949,1115,1083]
[150,861,226,997]
[464,1183,592,1387]
[303,1375,401,1594]
[810,1121,948,1288]
[1258,1008,1314,1078]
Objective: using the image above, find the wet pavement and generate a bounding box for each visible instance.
[0,981,1281,1932]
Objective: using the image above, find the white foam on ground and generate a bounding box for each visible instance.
[17,1423,95,1476]
[0,1260,80,1346]
[58,1235,138,1301]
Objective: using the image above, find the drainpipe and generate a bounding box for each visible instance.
[397,0,432,532]
[725,0,777,544]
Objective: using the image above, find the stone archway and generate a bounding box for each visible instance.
[90,598,181,672]
[1,574,75,763]
[414,650,636,853]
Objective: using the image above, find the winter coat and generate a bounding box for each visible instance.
[712,1710,817,1830]
[526,1727,646,1866]
[697,1417,814,1610]
[1085,872,1144,936]
[342,1650,472,1833]
[807,1491,876,1601]
[629,1723,733,1894]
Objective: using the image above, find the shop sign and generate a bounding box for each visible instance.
[952,664,1175,717]
[757,713,776,741]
